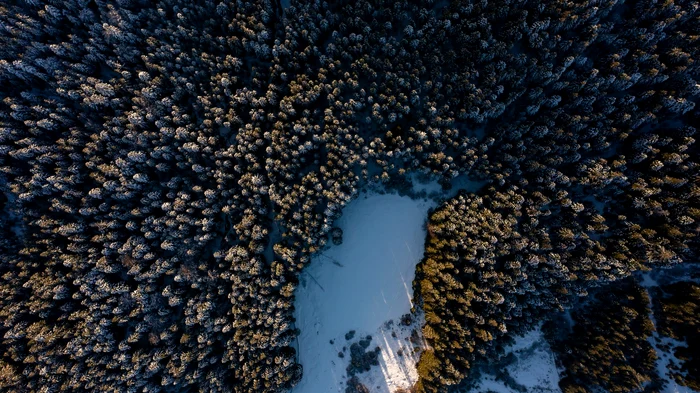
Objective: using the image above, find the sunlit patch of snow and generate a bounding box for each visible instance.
[293,193,434,393]
[348,316,427,393]
[472,328,562,393]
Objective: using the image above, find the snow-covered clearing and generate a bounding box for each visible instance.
[471,327,562,393]
[293,193,434,393]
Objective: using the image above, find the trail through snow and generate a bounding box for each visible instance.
[293,193,434,393]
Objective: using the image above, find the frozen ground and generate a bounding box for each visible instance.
[293,193,435,393]
[471,327,562,393]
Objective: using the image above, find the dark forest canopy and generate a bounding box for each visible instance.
[0,0,698,392]
[543,270,700,393]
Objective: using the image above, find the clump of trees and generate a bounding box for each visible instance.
[413,187,620,391]
[541,274,700,393]
[345,376,370,393]
[545,279,660,393]
[346,336,380,376]
[0,0,698,392]
[652,280,700,390]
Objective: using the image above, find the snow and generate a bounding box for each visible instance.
[650,335,696,393]
[639,270,699,393]
[471,327,562,393]
[406,172,487,201]
[409,173,443,195]
[264,220,282,265]
[292,193,434,393]
[348,316,427,393]
[449,173,488,198]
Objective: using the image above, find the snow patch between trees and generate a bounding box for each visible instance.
[639,270,699,393]
[293,193,434,393]
[407,172,488,201]
[472,328,562,393]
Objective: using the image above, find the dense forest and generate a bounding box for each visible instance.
[0,0,698,392]
[541,270,700,393]
[651,277,700,391]
[545,279,660,393]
